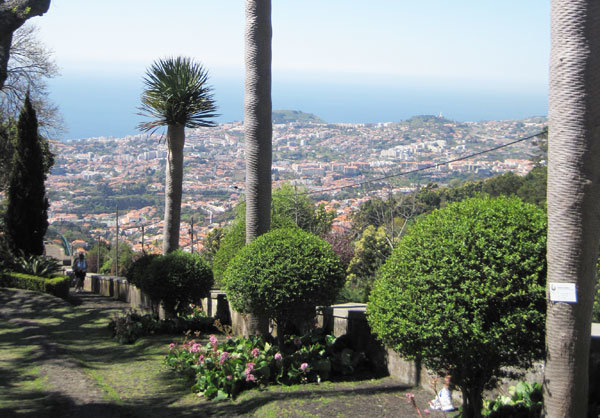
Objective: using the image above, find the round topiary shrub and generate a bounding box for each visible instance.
[222,228,344,344]
[367,196,547,418]
[125,253,159,288]
[144,250,213,317]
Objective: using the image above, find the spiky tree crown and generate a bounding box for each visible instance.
[138,56,218,131]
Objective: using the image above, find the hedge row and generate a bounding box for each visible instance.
[0,272,70,299]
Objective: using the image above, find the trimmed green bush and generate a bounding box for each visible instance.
[124,253,159,288]
[212,185,335,287]
[211,220,246,286]
[0,272,70,299]
[223,228,345,345]
[368,196,546,418]
[142,250,213,317]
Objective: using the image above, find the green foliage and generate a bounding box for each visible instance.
[482,382,543,417]
[85,241,110,274]
[138,56,218,131]
[367,196,547,416]
[13,253,62,278]
[124,253,159,288]
[201,226,224,267]
[352,169,548,237]
[3,94,49,255]
[271,184,335,236]
[594,280,600,323]
[211,220,247,286]
[100,241,135,276]
[108,309,215,345]
[0,272,70,299]
[211,185,335,285]
[516,165,547,207]
[165,327,367,401]
[342,225,391,303]
[141,250,213,317]
[223,228,344,343]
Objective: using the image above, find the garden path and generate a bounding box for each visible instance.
[0,287,447,417]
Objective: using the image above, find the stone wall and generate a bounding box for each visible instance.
[80,275,600,391]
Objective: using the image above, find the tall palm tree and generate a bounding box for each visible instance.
[545,1,600,416]
[243,0,272,337]
[245,0,272,243]
[138,56,217,254]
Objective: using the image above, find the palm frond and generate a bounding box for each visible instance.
[137,56,219,131]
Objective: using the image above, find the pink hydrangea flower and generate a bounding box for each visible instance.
[190,343,204,353]
[244,362,255,376]
[219,352,230,364]
[168,343,175,350]
[274,352,282,361]
[209,335,218,345]
[246,373,256,382]
[251,348,260,358]
[300,362,309,372]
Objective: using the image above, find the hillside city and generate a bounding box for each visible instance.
[46,113,546,254]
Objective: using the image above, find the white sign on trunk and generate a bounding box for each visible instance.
[549,282,577,303]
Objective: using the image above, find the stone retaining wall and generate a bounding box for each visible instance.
[81,274,600,391]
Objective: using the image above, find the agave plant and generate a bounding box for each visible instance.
[14,253,62,278]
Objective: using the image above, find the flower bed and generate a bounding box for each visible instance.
[165,327,368,401]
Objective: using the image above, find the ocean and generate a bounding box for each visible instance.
[48,72,548,140]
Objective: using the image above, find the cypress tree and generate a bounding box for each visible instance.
[4,93,48,255]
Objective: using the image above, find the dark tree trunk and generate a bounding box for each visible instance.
[460,386,483,418]
[162,124,185,254]
[545,1,600,416]
[0,0,51,90]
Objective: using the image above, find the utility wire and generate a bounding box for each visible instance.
[288,128,547,197]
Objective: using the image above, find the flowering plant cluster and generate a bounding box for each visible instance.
[165,327,360,400]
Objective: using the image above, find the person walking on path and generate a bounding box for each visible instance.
[73,253,87,293]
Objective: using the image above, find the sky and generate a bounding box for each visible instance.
[31,0,550,139]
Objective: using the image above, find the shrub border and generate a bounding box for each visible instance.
[0,272,70,299]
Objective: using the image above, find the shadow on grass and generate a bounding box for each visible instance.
[1,288,416,417]
[107,381,413,418]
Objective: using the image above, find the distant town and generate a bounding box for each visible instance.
[46,113,547,254]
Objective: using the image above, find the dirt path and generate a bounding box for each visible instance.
[0,288,450,417]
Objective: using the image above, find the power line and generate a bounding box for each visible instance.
[288,129,547,197]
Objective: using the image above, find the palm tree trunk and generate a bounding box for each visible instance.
[163,124,185,254]
[244,0,272,242]
[545,1,600,416]
[243,0,272,337]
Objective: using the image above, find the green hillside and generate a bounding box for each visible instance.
[273,110,325,124]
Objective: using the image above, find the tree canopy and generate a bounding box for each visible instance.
[367,196,547,417]
[223,228,344,346]
[3,93,48,255]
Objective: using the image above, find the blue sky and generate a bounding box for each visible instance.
[32,1,550,138]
